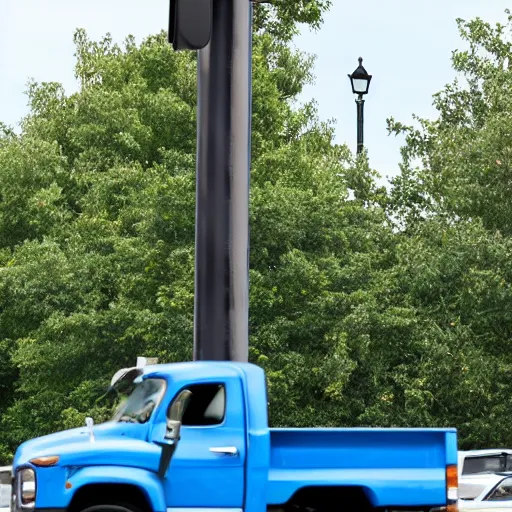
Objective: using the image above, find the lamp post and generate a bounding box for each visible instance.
[348,57,372,155]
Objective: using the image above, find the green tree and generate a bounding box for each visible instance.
[0,22,393,460]
[383,10,512,448]
[388,10,512,234]
[253,0,332,42]
[340,218,512,448]
[10,2,512,462]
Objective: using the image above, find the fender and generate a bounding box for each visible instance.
[64,466,165,512]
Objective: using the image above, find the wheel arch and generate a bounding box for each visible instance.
[68,486,151,512]
[280,485,376,511]
[65,467,165,512]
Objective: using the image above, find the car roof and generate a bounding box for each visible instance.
[460,449,512,456]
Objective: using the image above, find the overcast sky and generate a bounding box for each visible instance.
[1,0,510,182]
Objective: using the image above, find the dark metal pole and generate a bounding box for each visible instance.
[356,94,364,155]
[194,0,252,362]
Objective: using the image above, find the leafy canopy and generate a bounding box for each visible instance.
[2,6,512,462]
[0,13,392,457]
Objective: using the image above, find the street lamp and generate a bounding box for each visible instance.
[348,57,372,155]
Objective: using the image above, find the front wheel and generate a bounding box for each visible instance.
[81,504,143,512]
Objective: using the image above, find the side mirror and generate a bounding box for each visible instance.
[169,388,192,419]
[164,419,182,443]
[110,367,143,388]
[157,389,193,478]
[110,356,157,388]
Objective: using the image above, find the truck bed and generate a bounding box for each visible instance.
[268,427,457,508]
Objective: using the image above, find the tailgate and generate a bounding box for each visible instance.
[268,428,457,508]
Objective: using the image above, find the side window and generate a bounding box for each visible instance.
[488,477,512,501]
[171,383,226,426]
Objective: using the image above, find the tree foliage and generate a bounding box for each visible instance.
[0,16,388,456]
[384,10,512,447]
[253,0,332,42]
[388,10,512,233]
[1,7,512,462]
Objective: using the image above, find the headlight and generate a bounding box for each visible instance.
[19,469,35,507]
[30,456,59,468]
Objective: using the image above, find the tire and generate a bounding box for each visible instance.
[80,504,143,512]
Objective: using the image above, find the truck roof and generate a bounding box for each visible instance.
[142,360,256,376]
[141,361,264,386]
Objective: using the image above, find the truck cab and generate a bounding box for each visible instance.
[12,361,458,512]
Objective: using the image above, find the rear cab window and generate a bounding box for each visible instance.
[463,454,512,475]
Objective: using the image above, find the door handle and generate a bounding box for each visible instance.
[209,446,238,456]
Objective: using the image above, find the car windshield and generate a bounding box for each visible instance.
[488,477,512,501]
[112,377,167,424]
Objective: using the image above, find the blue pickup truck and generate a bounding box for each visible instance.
[11,360,458,512]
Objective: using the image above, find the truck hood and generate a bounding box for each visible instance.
[13,422,160,472]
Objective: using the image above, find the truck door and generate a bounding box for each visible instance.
[165,377,246,509]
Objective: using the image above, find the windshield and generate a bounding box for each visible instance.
[488,477,512,501]
[112,377,167,424]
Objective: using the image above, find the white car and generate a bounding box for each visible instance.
[0,465,11,512]
[459,450,512,499]
[460,472,512,510]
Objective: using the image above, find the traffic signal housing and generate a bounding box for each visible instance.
[169,0,213,50]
